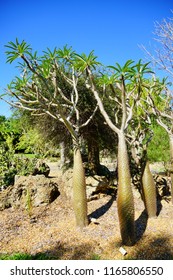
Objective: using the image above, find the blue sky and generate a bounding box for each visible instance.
[0,0,172,117]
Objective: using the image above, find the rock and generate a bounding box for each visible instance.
[86,175,109,198]
[54,168,110,200]
[32,160,50,177]
[58,169,73,200]
[0,186,13,210]
[0,165,115,211]
[0,175,60,211]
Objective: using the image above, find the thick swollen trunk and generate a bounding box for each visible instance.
[142,161,157,217]
[73,146,88,228]
[169,135,173,204]
[117,133,135,246]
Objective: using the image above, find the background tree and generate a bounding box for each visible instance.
[148,77,173,204]
[141,13,173,204]
[127,114,157,218]
[141,11,173,81]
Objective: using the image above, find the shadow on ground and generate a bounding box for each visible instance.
[88,195,115,220]
[135,197,164,243]
[135,209,148,242]
[0,242,95,260]
[126,236,173,260]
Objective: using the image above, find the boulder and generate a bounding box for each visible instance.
[0,175,60,211]
[32,160,50,177]
[86,175,109,198]
[54,168,110,200]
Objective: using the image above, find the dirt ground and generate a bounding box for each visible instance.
[0,181,172,260]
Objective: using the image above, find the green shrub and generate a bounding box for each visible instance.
[0,144,15,186]
[0,252,56,260]
[147,124,170,162]
[0,146,48,188]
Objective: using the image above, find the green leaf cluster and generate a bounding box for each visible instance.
[5,38,32,63]
[147,122,170,162]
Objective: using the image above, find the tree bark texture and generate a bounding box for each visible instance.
[72,146,89,228]
[60,141,66,168]
[117,133,135,246]
[169,135,173,204]
[142,161,157,217]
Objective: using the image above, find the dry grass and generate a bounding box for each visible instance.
[0,187,173,260]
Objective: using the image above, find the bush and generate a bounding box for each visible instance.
[147,124,170,163]
[0,144,16,187]
[0,145,49,188]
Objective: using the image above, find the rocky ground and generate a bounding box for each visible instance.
[0,162,173,260]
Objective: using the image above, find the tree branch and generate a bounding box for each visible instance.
[85,69,120,135]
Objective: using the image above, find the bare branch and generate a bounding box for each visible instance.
[0,96,38,112]
[85,69,120,135]
[79,105,98,128]
[120,77,127,131]
[21,54,51,91]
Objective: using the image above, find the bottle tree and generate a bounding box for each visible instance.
[74,52,154,245]
[128,115,157,218]
[1,39,99,228]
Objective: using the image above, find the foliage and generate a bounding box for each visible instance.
[0,115,21,152]
[0,252,56,260]
[0,144,48,188]
[0,144,16,186]
[0,252,102,260]
[90,254,101,260]
[16,127,58,157]
[147,123,170,162]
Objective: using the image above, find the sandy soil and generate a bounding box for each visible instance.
[0,183,172,260]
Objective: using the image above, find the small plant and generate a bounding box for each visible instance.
[26,187,33,217]
[90,254,101,260]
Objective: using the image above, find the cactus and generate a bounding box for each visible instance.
[117,134,135,246]
[142,161,157,217]
[72,146,88,228]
